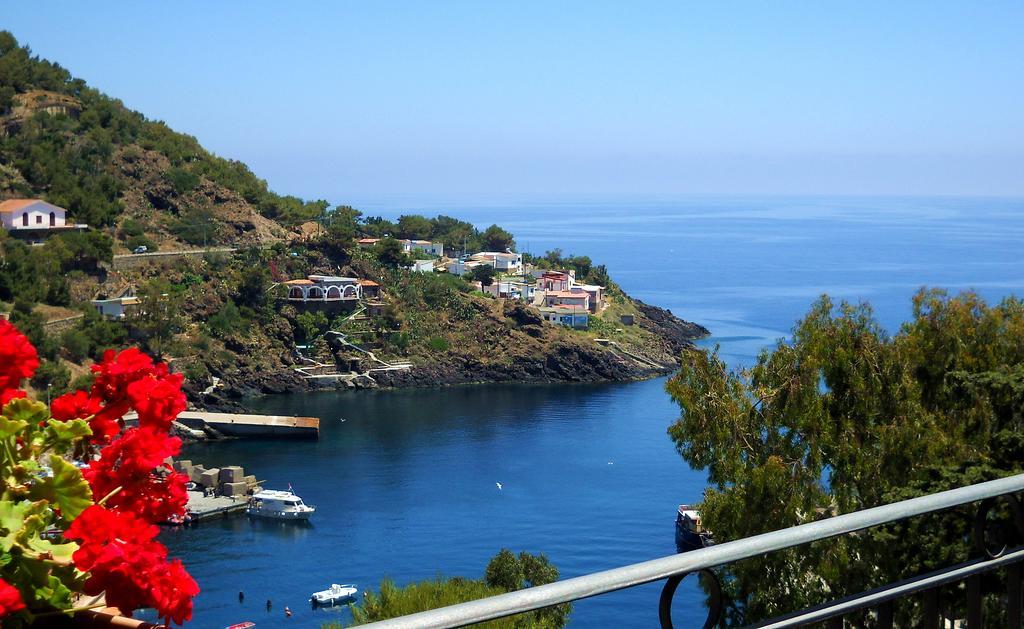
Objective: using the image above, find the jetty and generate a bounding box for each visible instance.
[180,490,248,522]
[127,410,320,439]
[176,411,319,439]
[166,461,258,524]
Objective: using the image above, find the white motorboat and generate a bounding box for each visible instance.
[247,489,315,520]
[310,583,358,605]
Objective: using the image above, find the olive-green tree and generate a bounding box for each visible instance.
[666,289,1024,624]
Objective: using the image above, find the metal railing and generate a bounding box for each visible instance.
[360,473,1024,628]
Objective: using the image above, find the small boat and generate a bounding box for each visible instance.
[247,489,315,520]
[675,504,713,552]
[225,622,255,629]
[310,583,358,606]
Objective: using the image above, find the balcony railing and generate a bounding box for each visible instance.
[360,473,1024,628]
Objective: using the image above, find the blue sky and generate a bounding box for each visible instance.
[4,2,1023,201]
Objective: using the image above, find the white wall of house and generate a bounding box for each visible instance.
[403,240,444,256]
[1,200,67,230]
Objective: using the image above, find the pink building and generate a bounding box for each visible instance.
[537,272,572,292]
[543,290,590,311]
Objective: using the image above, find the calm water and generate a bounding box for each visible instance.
[159,197,1024,628]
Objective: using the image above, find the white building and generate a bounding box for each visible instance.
[402,239,445,256]
[283,275,362,301]
[91,285,140,320]
[0,199,87,232]
[409,259,436,273]
[447,259,486,276]
[471,251,523,273]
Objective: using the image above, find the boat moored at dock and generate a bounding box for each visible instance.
[247,489,315,520]
[675,504,713,552]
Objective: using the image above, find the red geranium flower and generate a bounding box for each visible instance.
[0,320,38,390]
[91,348,156,403]
[0,578,26,618]
[0,388,26,406]
[83,427,187,522]
[51,390,125,443]
[147,559,199,624]
[127,372,186,430]
[66,506,198,624]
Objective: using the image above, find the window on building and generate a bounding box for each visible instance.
[22,213,28,226]
[36,215,42,224]
[49,212,55,226]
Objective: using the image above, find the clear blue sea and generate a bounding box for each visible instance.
[156,196,1024,628]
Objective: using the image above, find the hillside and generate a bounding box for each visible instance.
[0,32,708,409]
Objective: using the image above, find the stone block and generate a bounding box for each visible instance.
[189,465,206,483]
[220,482,248,497]
[244,475,258,486]
[219,466,244,484]
[198,468,220,487]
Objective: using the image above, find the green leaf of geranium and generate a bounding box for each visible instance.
[27,536,77,563]
[0,500,47,552]
[44,418,92,449]
[0,415,28,440]
[2,398,49,425]
[34,456,92,523]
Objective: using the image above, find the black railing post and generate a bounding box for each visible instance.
[1009,563,1022,629]
[876,600,893,628]
[922,588,939,629]
[967,574,982,627]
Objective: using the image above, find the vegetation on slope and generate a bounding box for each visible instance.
[667,289,1024,625]
[333,550,569,628]
[0,31,705,402]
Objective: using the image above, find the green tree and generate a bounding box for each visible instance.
[481,224,515,252]
[59,328,91,363]
[396,214,434,240]
[346,550,570,627]
[295,310,328,344]
[236,265,270,310]
[467,264,497,287]
[170,207,217,246]
[30,359,70,399]
[130,280,183,358]
[208,300,245,335]
[484,549,524,591]
[665,289,1024,624]
[372,237,412,268]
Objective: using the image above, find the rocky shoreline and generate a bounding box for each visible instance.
[187,299,709,414]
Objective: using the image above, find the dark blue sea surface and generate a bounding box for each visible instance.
[159,197,1024,628]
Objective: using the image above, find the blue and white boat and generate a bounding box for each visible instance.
[675,504,713,552]
[310,584,358,606]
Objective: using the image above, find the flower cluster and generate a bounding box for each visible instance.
[66,506,198,625]
[0,579,25,618]
[0,322,198,625]
[0,319,37,396]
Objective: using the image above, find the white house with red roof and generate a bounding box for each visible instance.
[0,199,87,232]
[542,290,590,311]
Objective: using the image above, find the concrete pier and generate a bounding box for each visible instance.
[180,490,248,523]
[128,410,320,439]
[177,411,320,439]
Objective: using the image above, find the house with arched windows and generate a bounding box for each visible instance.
[283,275,363,304]
[0,199,88,238]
